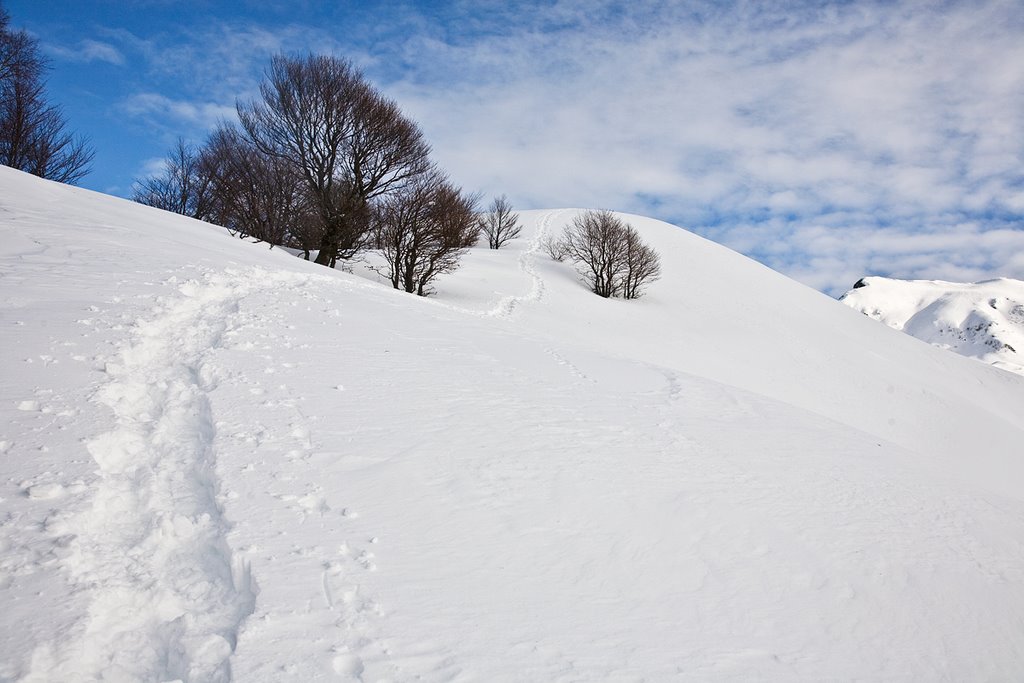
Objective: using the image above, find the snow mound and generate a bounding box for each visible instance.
[3,167,1024,680]
[840,276,1024,376]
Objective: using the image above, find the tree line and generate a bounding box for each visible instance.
[135,52,662,299]
[0,3,93,184]
[134,53,527,296]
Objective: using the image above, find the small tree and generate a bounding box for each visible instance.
[561,210,628,297]
[542,233,568,261]
[479,194,521,249]
[372,171,480,296]
[0,8,93,184]
[558,210,661,299]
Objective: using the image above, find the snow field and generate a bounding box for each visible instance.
[3,168,1024,680]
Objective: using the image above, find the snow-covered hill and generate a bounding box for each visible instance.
[840,276,1024,377]
[3,166,1024,681]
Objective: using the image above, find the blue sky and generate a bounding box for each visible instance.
[7,0,1024,294]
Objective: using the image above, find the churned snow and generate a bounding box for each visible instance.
[2,166,1024,681]
[841,275,1024,377]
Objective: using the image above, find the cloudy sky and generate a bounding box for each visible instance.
[7,0,1024,294]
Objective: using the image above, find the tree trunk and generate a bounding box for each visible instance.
[314,233,336,266]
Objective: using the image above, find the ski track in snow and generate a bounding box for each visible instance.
[24,266,320,683]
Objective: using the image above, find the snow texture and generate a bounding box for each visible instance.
[841,275,1024,377]
[2,166,1024,681]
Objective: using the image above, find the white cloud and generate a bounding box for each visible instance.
[119,93,236,130]
[45,39,125,65]
[102,1,1024,294]
[366,0,1024,294]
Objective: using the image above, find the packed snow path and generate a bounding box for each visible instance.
[21,267,322,682]
[485,209,563,317]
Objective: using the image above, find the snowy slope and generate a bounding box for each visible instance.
[3,166,1024,681]
[840,275,1024,377]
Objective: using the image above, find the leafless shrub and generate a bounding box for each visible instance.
[560,210,661,299]
[372,171,480,296]
[542,233,569,262]
[479,194,521,249]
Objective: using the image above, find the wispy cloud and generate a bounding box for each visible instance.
[102,21,353,144]
[44,38,125,65]
[351,0,1023,294]
[118,92,235,131]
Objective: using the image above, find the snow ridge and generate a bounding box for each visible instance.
[840,276,1024,376]
[25,267,308,682]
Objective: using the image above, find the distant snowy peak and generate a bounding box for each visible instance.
[840,276,1024,376]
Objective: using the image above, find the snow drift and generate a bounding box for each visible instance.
[841,275,1024,377]
[2,166,1024,681]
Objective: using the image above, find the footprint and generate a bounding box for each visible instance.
[322,562,343,608]
[297,491,329,515]
[357,550,377,572]
[25,482,65,500]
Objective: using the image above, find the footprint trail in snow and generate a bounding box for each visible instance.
[24,267,322,682]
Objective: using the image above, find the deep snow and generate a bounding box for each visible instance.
[2,167,1024,681]
[841,275,1024,377]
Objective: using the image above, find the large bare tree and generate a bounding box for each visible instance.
[238,54,431,267]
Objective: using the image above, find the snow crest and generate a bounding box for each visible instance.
[24,267,311,682]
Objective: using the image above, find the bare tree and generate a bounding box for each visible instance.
[542,233,569,261]
[131,137,218,220]
[131,126,326,255]
[0,10,93,184]
[479,194,521,249]
[237,54,431,267]
[372,171,480,296]
[561,210,629,297]
[559,210,661,299]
